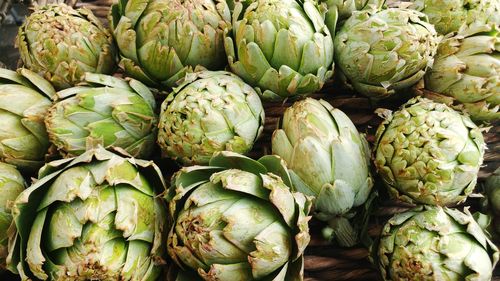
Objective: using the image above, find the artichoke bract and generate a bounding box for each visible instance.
[167,151,312,281]
[423,29,499,123]
[7,148,168,280]
[17,4,116,90]
[224,0,334,101]
[320,0,385,35]
[374,97,485,206]
[157,71,264,165]
[408,0,500,36]
[378,206,499,281]
[272,98,373,247]
[0,163,25,270]
[0,68,55,172]
[45,73,158,159]
[334,8,439,99]
[110,0,231,88]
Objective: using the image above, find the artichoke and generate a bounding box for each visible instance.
[0,163,25,270]
[481,168,500,238]
[167,151,312,281]
[378,206,499,281]
[408,0,500,36]
[7,147,168,280]
[157,70,264,165]
[224,0,334,101]
[334,8,439,99]
[110,0,231,88]
[272,98,373,247]
[17,4,116,90]
[45,73,158,159]
[321,0,385,35]
[0,67,55,172]
[422,30,499,122]
[374,97,485,206]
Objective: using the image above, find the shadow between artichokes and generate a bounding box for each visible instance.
[166,151,313,281]
[110,0,231,88]
[17,4,116,90]
[475,167,500,241]
[378,205,499,281]
[157,70,264,165]
[45,73,158,159]
[374,97,485,206]
[0,68,55,173]
[7,147,168,280]
[272,98,373,247]
[224,0,334,101]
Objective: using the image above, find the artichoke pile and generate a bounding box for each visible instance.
[0,0,499,280]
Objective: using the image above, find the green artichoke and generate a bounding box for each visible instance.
[17,4,116,90]
[272,98,373,247]
[422,30,499,122]
[378,206,499,281]
[157,70,264,165]
[408,0,500,36]
[374,97,485,206]
[167,151,312,281]
[110,0,231,88]
[0,162,25,270]
[7,147,168,280]
[0,67,55,172]
[224,0,334,101]
[334,8,439,99]
[45,73,158,158]
[321,0,385,35]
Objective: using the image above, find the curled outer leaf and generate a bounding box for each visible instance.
[157,70,264,165]
[224,0,334,101]
[334,8,439,99]
[378,206,499,281]
[17,4,116,90]
[374,97,485,206]
[110,0,231,88]
[7,147,168,280]
[167,151,313,281]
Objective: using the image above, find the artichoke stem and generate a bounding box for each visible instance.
[325,217,358,247]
